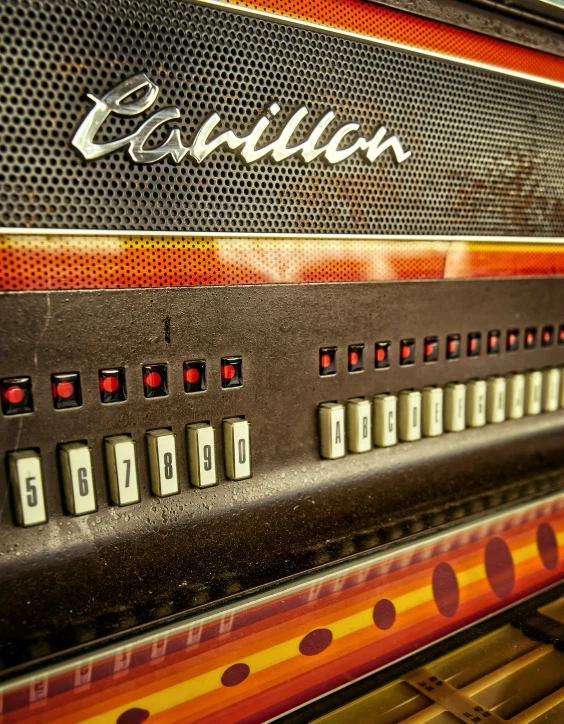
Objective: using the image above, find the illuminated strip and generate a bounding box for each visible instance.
[2,236,564,291]
[2,492,563,723]
[215,0,564,85]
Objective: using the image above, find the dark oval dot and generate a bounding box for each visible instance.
[485,537,515,599]
[372,599,396,630]
[299,628,333,656]
[117,709,150,724]
[432,562,459,618]
[537,522,559,570]
[221,662,250,687]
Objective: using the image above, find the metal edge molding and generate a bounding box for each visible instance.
[2,231,564,243]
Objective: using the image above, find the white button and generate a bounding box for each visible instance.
[223,418,252,480]
[59,442,97,515]
[373,394,397,448]
[147,430,180,496]
[187,423,218,488]
[346,398,372,453]
[105,436,139,506]
[466,380,486,428]
[422,386,443,437]
[486,377,506,423]
[444,383,466,432]
[542,368,561,412]
[319,402,346,459]
[506,373,525,420]
[8,450,47,527]
[398,390,421,442]
[525,370,543,415]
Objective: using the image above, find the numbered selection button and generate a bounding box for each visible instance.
[506,373,525,419]
[319,402,346,459]
[542,368,561,412]
[466,379,486,427]
[398,389,421,442]
[147,429,180,496]
[187,423,218,488]
[8,450,47,526]
[444,383,466,432]
[59,442,97,515]
[373,393,397,447]
[223,418,252,480]
[422,386,443,437]
[346,398,372,453]
[525,370,543,416]
[486,376,506,424]
[105,436,140,506]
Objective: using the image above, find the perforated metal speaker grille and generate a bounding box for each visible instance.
[1,0,564,236]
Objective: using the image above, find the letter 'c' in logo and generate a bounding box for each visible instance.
[72,73,412,167]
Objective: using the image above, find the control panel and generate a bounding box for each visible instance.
[2,278,564,666]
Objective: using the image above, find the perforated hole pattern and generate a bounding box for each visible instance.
[1,0,564,236]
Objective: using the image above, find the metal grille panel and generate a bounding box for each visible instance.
[1,0,564,236]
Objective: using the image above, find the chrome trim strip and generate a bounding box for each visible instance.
[1,229,564,244]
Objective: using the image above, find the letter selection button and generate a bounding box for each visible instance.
[542,368,561,412]
[319,402,346,459]
[223,418,252,480]
[346,398,372,453]
[59,442,97,515]
[466,380,486,428]
[398,390,421,442]
[506,373,525,420]
[422,386,443,437]
[444,383,466,432]
[105,435,140,506]
[147,430,180,497]
[187,423,218,488]
[373,394,397,448]
[8,450,47,527]
[486,376,507,424]
[525,370,543,415]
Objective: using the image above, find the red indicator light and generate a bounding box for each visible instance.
[544,331,550,342]
[401,345,410,359]
[425,343,433,357]
[526,332,533,345]
[509,333,516,346]
[470,338,477,351]
[185,367,200,384]
[101,376,119,393]
[320,355,331,370]
[377,348,386,362]
[349,351,359,366]
[448,340,456,354]
[55,380,74,399]
[4,385,24,404]
[144,371,162,388]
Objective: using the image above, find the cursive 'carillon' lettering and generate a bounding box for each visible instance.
[72,73,412,167]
